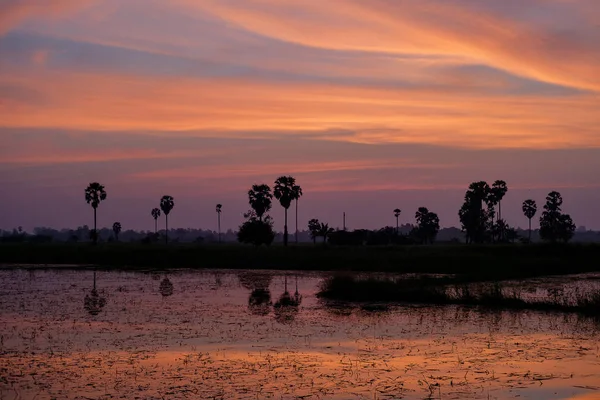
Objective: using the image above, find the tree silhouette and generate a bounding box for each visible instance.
[151,208,161,234]
[293,183,303,244]
[273,176,302,246]
[112,222,121,242]
[317,222,334,243]
[491,180,508,220]
[522,199,537,242]
[459,181,492,244]
[248,184,272,221]
[539,191,575,243]
[216,204,222,243]
[308,218,320,244]
[393,209,401,234]
[238,211,275,246]
[84,182,107,244]
[490,180,508,241]
[160,195,174,244]
[414,207,440,244]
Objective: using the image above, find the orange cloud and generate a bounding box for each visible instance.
[1,70,599,150]
[0,0,94,35]
[195,0,600,91]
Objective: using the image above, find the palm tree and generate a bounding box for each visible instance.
[84,182,107,244]
[522,199,537,242]
[216,204,222,243]
[293,183,303,244]
[318,222,334,243]
[274,176,302,246]
[393,209,401,234]
[248,184,273,221]
[151,208,161,234]
[160,195,175,244]
[112,222,121,242]
[491,180,508,220]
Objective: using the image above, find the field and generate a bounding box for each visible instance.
[1,242,600,279]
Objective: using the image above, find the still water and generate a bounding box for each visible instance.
[1,269,600,400]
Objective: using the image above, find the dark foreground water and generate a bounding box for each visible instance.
[1,269,600,400]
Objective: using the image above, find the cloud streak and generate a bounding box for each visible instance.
[1,0,600,230]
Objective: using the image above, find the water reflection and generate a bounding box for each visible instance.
[159,276,174,297]
[273,275,302,324]
[248,288,272,316]
[2,269,600,400]
[239,272,274,316]
[83,271,106,316]
[238,272,273,291]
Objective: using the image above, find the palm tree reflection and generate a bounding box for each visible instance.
[159,276,174,297]
[84,271,106,316]
[274,275,302,324]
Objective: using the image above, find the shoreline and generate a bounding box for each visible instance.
[1,243,599,279]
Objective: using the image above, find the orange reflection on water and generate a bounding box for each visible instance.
[1,269,600,399]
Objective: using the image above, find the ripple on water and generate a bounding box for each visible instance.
[1,268,600,399]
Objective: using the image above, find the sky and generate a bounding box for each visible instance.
[1,0,600,232]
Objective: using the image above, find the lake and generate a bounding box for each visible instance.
[1,268,600,399]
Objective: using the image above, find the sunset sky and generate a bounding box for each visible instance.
[1,0,600,232]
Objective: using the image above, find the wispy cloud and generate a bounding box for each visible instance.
[1,1,600,229]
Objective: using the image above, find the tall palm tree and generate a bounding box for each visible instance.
[522,199,537,242]
[274,176,302,246]
[491,180,508,220]
[248,184,273,221]
[84,182,107,244]
[160,195,175,244]
[293,184,303,244]
[151,208,161,234]
[112,222,121,242]
[393,208,401,234]
[216,204,222,243]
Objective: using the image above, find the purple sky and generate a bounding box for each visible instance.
[1,0,599,232]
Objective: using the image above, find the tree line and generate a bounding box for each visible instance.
[81,177,576,246]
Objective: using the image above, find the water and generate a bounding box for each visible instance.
[1,268,600,400]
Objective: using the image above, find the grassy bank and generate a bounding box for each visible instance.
[318,276,600,317]
[1,242,600,278]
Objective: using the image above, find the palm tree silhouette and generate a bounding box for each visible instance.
[216,204,222,243]
[393,208,401,234]
[522,199,537,242]
[274,176,302,246]
[160,195,175,244]
[318,222,334,243]
[491,180,508,241]
[112,222,121,242]
[151,208,161,234]
[491,180,508,220]
[248,184,273,221]
[84,182,107,244]
[293,183,303,244]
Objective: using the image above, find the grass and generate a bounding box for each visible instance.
[317,275,600,317]
[1,242,600,279]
